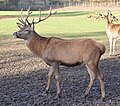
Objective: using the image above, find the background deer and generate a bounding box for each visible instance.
[106,10,120,56]
[13,7,105,100]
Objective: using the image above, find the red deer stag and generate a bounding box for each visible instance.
[106,10,120,56]
[13,7,105,100]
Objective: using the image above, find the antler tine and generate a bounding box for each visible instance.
[18,7,32,25]
[39,8,41,21]
[25,7,32,25]
[16,22,24,29]
[33,6,54,24]
[18,8,26,25]
[40,6,52,21]
[18,18,25,24]
[21,8,24,20]
[16,22,24,26]
[26,7,32,19]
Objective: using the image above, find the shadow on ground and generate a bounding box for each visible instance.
[0,38,120,106]
[0,56,120,106]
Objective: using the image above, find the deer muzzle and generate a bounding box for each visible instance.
[13,32,19,38]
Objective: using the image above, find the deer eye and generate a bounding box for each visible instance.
[24,30,29,33]
[25,30,29,32]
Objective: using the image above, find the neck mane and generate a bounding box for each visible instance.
[26,32,48,57]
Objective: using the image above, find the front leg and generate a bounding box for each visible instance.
[109,37,113,56]
[46,62,61,98]
[46,66,53,93]
[113,39,116,55]
[54,62,61,98]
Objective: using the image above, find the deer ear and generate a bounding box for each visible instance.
[107,10,111,15]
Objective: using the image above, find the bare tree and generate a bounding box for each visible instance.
[9,0,19,7]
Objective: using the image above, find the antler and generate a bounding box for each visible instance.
[18,7,32,25]
[18,8,25,25]
[32,6,57,24]
[25,7,32,25]
[18,6,56,27]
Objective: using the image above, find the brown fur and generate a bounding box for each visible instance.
[26,33,105,66]
[106,10,120,55]
[25,32,105,100]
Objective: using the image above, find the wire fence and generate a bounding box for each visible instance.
[0,1,120,11]
[64,2,120,7]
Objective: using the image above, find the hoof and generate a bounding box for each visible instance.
[53,96,58,100]
[40,90,48,97]
[100,97,105,102]
[53,95,60,100]
[109,54,113,56]
[53,93,61,100]
[81,94,88,98]
[45,89,49,94]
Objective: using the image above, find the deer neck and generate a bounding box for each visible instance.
[106,17,113,29]
[26,32,48,57]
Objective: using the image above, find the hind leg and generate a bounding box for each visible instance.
[85,65,96,97]
[54,63,61,98]
[85,64,105,100]
[97,71,105,100]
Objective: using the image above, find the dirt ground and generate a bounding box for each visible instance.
[0,38,120,106]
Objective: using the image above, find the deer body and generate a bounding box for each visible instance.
[13,7,105,100]
[106,10,120,55]
[106,24,120,38]
[27,33,105,66]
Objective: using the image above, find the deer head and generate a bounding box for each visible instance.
[13,7,55,40]
[107,10,118,23]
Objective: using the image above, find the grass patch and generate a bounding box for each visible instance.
[0,9,115,42]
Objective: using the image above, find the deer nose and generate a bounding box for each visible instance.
[13,32,19,38]
[13,32,17,36]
